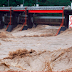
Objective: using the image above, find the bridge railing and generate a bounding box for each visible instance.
[0,6,65,10]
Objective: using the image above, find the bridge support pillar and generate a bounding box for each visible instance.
[64,10,72,28]
[0,12,4,29]
[6,8,17,32]
[27,13,33,28]
[20,7,28,31]
[64,14,69,28]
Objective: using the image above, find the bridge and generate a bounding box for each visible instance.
[0,6,71,35]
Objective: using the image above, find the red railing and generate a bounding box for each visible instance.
[28,10,64,13]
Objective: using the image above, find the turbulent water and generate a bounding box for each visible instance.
[0,25,72,71]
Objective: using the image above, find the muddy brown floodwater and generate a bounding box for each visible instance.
[0,25,72,71]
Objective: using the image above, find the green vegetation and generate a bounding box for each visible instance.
[0,0,71,7]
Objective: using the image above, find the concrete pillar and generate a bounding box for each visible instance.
[27,13,33,28]
[0,12,4,29]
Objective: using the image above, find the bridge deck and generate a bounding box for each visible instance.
[0,6,64,11]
